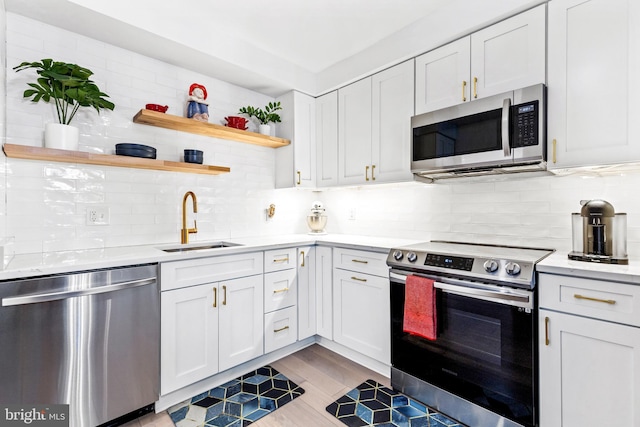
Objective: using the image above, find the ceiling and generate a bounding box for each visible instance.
[4,0,543,97]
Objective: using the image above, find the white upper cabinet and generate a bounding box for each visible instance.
[547,0,640,169]
[371,61,415,183]
[338,61,414,185]
[275,91,316,188]
[415,38,471,113]
[338,77,373,185]
[315,91,339,187]
[415,5,546,114]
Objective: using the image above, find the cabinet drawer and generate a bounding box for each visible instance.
[160,252,263,291]
[264,248,297,273]
[333,247,389,277]
[264,269,297,313]
[539,273,640,327]
[264,306,298,353]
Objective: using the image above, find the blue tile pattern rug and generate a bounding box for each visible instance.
[168,366,304,427]
[326,379,465,427]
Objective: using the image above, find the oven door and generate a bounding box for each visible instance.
[390,270,537,427]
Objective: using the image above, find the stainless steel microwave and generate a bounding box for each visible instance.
[411,83,546,180]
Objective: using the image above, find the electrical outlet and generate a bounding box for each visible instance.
[86,206,110,225]
[348,208,356,220]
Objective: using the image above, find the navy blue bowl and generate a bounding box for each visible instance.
[184,149,203,164]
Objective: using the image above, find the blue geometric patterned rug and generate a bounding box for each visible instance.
[168,365,304,427]
[326,379,466,427]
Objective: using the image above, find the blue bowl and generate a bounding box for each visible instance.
[184,149,203,164]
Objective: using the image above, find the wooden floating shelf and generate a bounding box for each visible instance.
[2,144,231,176]
[133,109,290,148]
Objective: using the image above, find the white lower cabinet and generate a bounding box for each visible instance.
[539,272,640,426]
[263,249,299,353]
[161,274,263,395]
[217,276,264,372]
[315,246,333,340]
[160,281,219,395]
[297,246,316,340]
[265,305,298,354]
[333,248,390,365]
[160,253,264,395]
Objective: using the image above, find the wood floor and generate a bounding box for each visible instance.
[125,344,390,427]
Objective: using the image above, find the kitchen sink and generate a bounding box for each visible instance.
[159,241,242,253]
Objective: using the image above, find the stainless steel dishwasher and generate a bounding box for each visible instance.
[0,264,159,427]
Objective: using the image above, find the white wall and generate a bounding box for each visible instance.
[3,14,314,255]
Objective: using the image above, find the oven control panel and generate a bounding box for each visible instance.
[424,253,474,271]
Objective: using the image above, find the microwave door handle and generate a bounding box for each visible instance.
[502,97,511,157]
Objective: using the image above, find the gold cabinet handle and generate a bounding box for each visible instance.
[273,287,289,294]
[222,285,227,305]
[462,80,467,102]
[274,325,290,333]
[473,77,478,98]
[300,250,305,267]
[273,257,289,263]
[351,276,367,282]
[352,259,368,264]
[296,170,301,185]
[371,165,376,181]
[574,294,616,305]
[544,316,550,346]
[365,165,370,181]
[552,139,557,164]
[213,287,217,308]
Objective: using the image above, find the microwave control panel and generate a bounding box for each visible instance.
[511,100,539,147]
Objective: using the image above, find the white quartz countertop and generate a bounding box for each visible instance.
[538,251,640,285]
[0,234,422,281]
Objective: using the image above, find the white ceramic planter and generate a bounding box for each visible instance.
[44,123,79,151]
[258,124,271,136]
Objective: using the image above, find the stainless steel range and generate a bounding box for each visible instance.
[387,241,554,427]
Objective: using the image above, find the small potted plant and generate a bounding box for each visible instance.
[13,59,115,150]
[238,101,282,135]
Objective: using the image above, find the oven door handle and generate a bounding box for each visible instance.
[434,281,532,309]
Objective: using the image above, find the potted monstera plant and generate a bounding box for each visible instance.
[13,59,115,150]
[238,101,282,135]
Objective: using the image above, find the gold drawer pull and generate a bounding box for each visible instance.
[351,259,368,264]
[544,316,550,346]
[273,287,289,294]
[213,287,217,308]
[473,76,478,98]
[574,294,616,305]
[273,257,289,263]
[365,165,370,181]
[462,80,467,102]
[296,170,301,185]
[300,250,305,267]
[274,325,290,333]
[223,285,227,305]
[351,276,367,282]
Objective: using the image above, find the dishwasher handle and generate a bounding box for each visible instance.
[2,277,156,307]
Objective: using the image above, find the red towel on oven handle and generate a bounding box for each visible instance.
[403,275,436,340]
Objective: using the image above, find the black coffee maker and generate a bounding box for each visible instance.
[569,199,628,264]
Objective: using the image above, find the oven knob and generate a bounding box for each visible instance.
[505,262,521,276]
[407,252,418,263]
[483,259,499,273]
[393,250,404,261]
